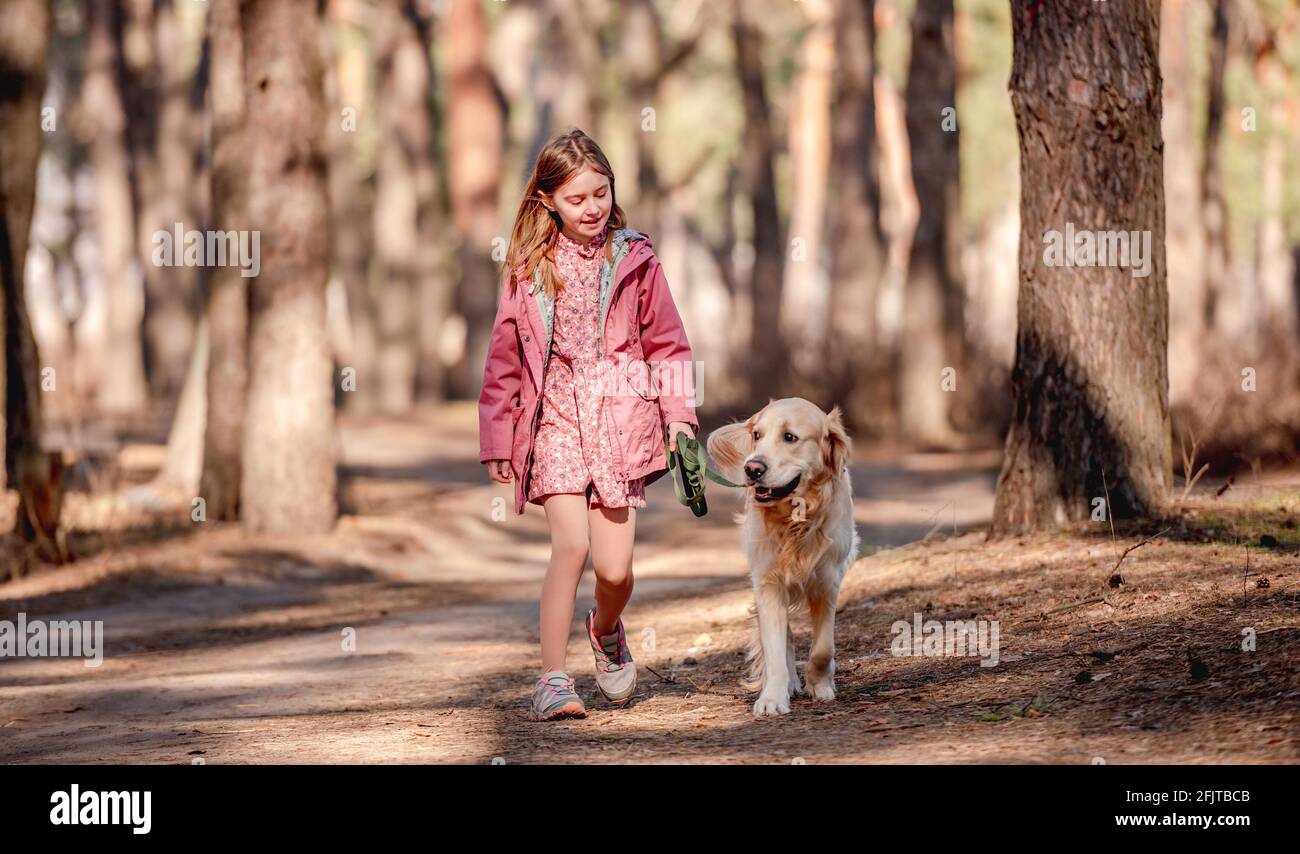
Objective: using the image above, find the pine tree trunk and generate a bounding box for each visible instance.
[1161,0,1205,406]
[446,0,504,400]
[139,2,209,494]
[552,0,599,133]
[1201,0,1231,337]
[237,0,337,534]
[323,0,378,414]
[155,318,208,491]
[403,2,451,405]
[624,0,665,240]
[372,0,444,413]
[780,0,835,386]
[85,0,149,415]
[992,0,1171,534]
[732,0,787,407]
[1257,134,1293,339]
[0,0,57,548]
[899,0,961,447]
[825,0,886,421]
[199,0,248,522]
[135,0,201,400]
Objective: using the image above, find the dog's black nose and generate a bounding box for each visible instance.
[745,459,767,482]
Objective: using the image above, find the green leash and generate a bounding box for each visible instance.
[665,430,744,517]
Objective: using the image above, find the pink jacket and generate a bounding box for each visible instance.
[479,228,700,515]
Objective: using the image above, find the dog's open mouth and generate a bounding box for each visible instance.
[752,474,801,503]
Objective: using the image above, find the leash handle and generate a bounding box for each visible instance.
[666,430,708,517]
[666,429,746,516]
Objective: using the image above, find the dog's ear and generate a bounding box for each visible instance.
[822,406,852,474]
[706,419,754,480]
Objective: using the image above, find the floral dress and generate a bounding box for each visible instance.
[527,226,647,509]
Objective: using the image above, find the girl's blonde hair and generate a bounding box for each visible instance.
[504,129,627,298]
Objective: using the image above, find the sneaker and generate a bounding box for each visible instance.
[529,670,586,721]
[586,609,637,703]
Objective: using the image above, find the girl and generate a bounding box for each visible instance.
[479,129,699,721]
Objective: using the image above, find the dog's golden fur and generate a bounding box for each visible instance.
[707,398,860,716]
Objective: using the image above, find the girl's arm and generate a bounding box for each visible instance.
[478,271,523,463]
[638,258,699,435]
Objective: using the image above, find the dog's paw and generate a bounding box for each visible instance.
[753,694,791,717]
[806,680,835,701]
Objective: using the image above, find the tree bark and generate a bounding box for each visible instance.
[992,0,1171,534]
[780,0,835,386]
[407,2,452,404]
[237,0,337,534]
[199,0,248,521]
[523,0,601,165]
[731,0,787,408]
[824,0,887,422]
[545,0,599,135]
[624,0,665,240]
[0,0,60,550]
[155,318,207,491]
[1256,134,1293,340]
[1161,0,1205,406]
[154,1,204,352]
[154,23,211,492]
[85,0,149,415]
[1201,0,1231,337]
[323,0,377,414]
[132,0,201,400]
[446,0,504,400]
[1250,28,1295,342]
[898,0,962,447]
[372,0,445,412]
[622,1,708,266]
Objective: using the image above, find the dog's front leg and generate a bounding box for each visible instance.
[752,581,792,717]
[785,625,802,697]
[804,583,838,701]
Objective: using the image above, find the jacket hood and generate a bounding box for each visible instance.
[508,227,653,296]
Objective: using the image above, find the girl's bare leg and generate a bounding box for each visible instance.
[539,494,590,673]
[588,503,636,636]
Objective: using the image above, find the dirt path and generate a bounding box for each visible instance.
[1,404,1296,763]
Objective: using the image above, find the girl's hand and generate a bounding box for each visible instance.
[667,422,695,452]
[486,460,513,483]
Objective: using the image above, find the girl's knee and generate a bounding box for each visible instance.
[593,561,633,590]
[551,538,589,569]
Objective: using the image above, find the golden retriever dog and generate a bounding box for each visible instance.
[707,398,860,717]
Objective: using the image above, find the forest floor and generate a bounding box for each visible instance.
[1,403,1297,764]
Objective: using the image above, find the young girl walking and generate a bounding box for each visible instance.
[479,129,699,721]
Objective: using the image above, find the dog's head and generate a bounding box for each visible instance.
[707,398,851,506]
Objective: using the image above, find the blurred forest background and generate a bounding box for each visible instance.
[1,0,1299,564]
